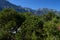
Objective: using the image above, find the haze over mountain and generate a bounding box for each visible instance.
[0,0,60,15]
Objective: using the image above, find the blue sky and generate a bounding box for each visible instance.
[7,0,60,10]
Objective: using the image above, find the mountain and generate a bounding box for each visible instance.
[0,0,35,12]
[0,0,60,15]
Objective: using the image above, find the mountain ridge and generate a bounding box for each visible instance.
[0,0,60,15]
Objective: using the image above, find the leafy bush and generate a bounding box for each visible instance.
[0,9,60,40]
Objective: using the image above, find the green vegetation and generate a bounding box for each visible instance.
[0,8,60,40]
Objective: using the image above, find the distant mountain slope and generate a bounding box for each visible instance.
[0,0,60,15]
[0,0,35,12]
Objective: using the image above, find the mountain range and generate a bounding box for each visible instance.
[0,0,60,15]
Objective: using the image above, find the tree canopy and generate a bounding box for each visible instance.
[0,8,60,40]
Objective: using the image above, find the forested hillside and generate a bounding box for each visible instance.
[0,8,60,40]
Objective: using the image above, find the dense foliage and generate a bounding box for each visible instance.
[0,8,60,40]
